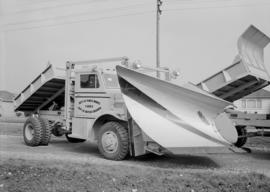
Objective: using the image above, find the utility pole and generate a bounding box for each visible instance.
[156,0,162,78]
[0,0,6,90]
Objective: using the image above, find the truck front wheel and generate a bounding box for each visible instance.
[23,117,43,146]
[234,126,247,148]
[97,121,129,160]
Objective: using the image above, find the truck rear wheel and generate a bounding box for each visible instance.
[65,134,86,143]
[97,121,129,160]
[23,117,42,146]
[234,126,247,148]
[39,117,51,145]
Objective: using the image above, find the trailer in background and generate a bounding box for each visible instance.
[198,25,270,147]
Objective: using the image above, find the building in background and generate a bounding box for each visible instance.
[234,89,270,114]
[0,90,16,117]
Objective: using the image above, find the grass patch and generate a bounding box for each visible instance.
[0,159,269,192]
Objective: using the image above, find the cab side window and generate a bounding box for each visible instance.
[80,74,100,88]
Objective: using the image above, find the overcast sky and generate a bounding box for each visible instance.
[0,0,270,93]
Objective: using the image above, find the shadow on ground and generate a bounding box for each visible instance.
[44,137,221,169]
[48,137,101,157]
[130,153,220,169]
[249,150,270,160]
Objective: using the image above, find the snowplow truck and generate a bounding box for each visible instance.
[14,57,239,160]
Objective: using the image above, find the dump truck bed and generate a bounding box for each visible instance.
[197,25,270,102]
[197,60,270,102]
[14,65,65,112]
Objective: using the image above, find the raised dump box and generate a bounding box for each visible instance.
[14,65,65,112]
[197,25,270,102]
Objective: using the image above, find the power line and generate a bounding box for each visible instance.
[5,10,154,32]
[167,0,260,2]
[166,0,269,6]
[167,0,229,3]
[17,0,91,6]
[12,0,108,14]
[163,1,270,12]
[6,0,269,27]
[4,0,269,32]
[6,2,153,27]
[13,0,153,14]
[10,0,270,15]
[18,0,145,6]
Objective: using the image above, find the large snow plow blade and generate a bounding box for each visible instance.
[116,66,238,153]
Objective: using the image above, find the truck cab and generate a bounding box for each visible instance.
[70,63,127,142]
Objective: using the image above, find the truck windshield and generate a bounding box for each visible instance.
[103,74,119,88]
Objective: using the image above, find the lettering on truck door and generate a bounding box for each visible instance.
[74,72,108,118]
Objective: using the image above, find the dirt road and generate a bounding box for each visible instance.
[0,122,270,192]
[1,134,270,175]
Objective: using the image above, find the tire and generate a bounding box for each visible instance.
[97,121,129,160]
[39,118,51,145]
[23,117,43,146]
[51,126,64,137]
[234,126,247,148]
[65,134,86,143]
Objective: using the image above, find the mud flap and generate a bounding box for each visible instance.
[116,66,238,153]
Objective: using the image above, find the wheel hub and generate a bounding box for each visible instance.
[101,131,118,153]
[25,124,34,140]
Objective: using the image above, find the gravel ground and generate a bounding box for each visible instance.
[0,122,270,192]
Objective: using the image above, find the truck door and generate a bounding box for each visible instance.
[74,72,108,119]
